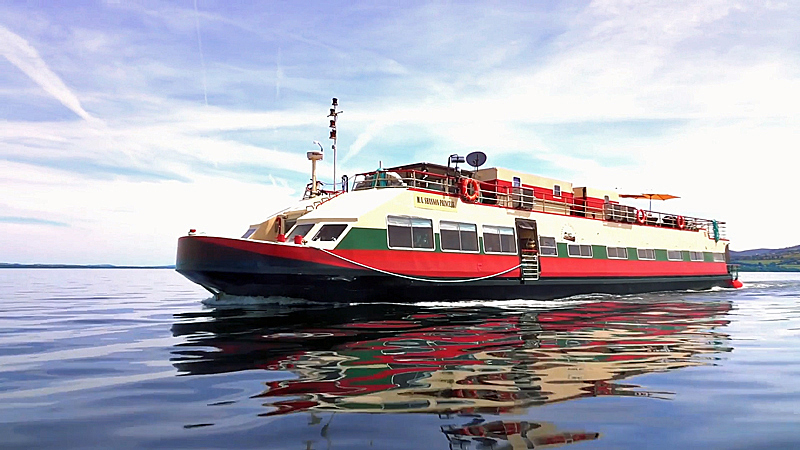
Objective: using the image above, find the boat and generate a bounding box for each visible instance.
[176,99,741,302]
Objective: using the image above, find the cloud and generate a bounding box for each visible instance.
[1,0,799,264]
[0,24,97,122]
[0,216,68,227]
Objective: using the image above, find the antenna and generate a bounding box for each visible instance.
[465,151,487,171]
[448,154,465,170]
[328,98,343,191]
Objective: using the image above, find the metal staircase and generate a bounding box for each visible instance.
[520,250,540,282]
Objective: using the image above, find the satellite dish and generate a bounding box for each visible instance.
[466,151,487,170]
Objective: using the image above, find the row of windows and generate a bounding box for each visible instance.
[283,220,726,263]
[387,216,517,254]
[539,236,723,261]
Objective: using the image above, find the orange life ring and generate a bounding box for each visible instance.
[460,178,480,202]
[677,215,685,229]
[636,208,646,225]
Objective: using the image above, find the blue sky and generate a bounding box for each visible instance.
[1,0,798,264]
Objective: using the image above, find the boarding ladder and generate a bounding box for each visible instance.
[520,249,540,282]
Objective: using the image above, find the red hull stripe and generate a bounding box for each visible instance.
[539,257,728,277]
[332,249,521,278]
[193,237,727,279]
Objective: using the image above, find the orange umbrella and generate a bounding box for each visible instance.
[619,193,680,210]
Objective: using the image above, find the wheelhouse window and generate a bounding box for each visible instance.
[241,226,257,239]
[568,244,592,257]
[387,216,434,250]
[483,225,517,254]
[440,221,478,252]
[287,223,314,241]
[667,250,683,261]
[539,236,558,256]
[713,253,725,262]
[553,185,561,197]
[607,247,628,259]
[638,248,656,260]
[312,224,348,242]
[688,251,704,261]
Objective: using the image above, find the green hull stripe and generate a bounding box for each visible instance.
[592,245,608,260]
[336,227,388,250]
[337,228,719,264]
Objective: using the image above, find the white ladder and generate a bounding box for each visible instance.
[520,250,539,281]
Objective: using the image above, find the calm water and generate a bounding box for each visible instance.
[1,270,799,449]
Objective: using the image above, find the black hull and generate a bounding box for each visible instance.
[178,269,732,302]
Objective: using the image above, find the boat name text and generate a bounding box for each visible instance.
[414,194,457,211]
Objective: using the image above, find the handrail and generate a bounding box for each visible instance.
[348,169,727,239]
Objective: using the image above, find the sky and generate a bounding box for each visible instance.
[1,0,798,265]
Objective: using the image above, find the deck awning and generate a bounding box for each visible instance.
[619,193,680,201]
[619,193,680,210]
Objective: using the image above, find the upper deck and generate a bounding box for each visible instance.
[349,162,727,240]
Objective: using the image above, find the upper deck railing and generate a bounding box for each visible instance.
[351,168,727,240]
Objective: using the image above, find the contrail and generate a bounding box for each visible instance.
[0,25,96,122]
[193,0,208,106]
[275,47,282,99]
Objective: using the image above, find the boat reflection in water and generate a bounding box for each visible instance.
[172,298,731,449]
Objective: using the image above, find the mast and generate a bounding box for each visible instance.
[328,98,342,191]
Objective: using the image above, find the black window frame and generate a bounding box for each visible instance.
[607,246,628,259]
[539,236,558,256]
[287,223,315,241]
[567,244,593,258]
[637,248,656,260]
[439,221,479,253]
[387,215,434,250]
[483,225,517,254]
[689,251,704,261]
[312,223,349,242]
[667,250,683,261]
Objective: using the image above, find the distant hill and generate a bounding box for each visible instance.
[730,245,800,259]
[730,245,800,272]
[0,263,175,269]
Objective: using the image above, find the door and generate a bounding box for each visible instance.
[515,219,539,282]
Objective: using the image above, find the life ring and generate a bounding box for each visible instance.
[677,215,685,229]
[636,208,646,225]
[461,178,480,202]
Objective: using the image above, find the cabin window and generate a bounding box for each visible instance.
[713,253,725,262]
[387,216,434,250]
[667,250,683,261]
[241,226,257,239]
[539,236,558,256]
[638,248,656,260]
[607,247,628,259]
[689,251,704,261]
[287,223,314,241]
[440,221,479,252]
[312,224,348,242]
[483,225,517,254]
[554,185,561,197]
[568,244,592,257]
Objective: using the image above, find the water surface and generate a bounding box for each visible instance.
[1,270,799,449]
